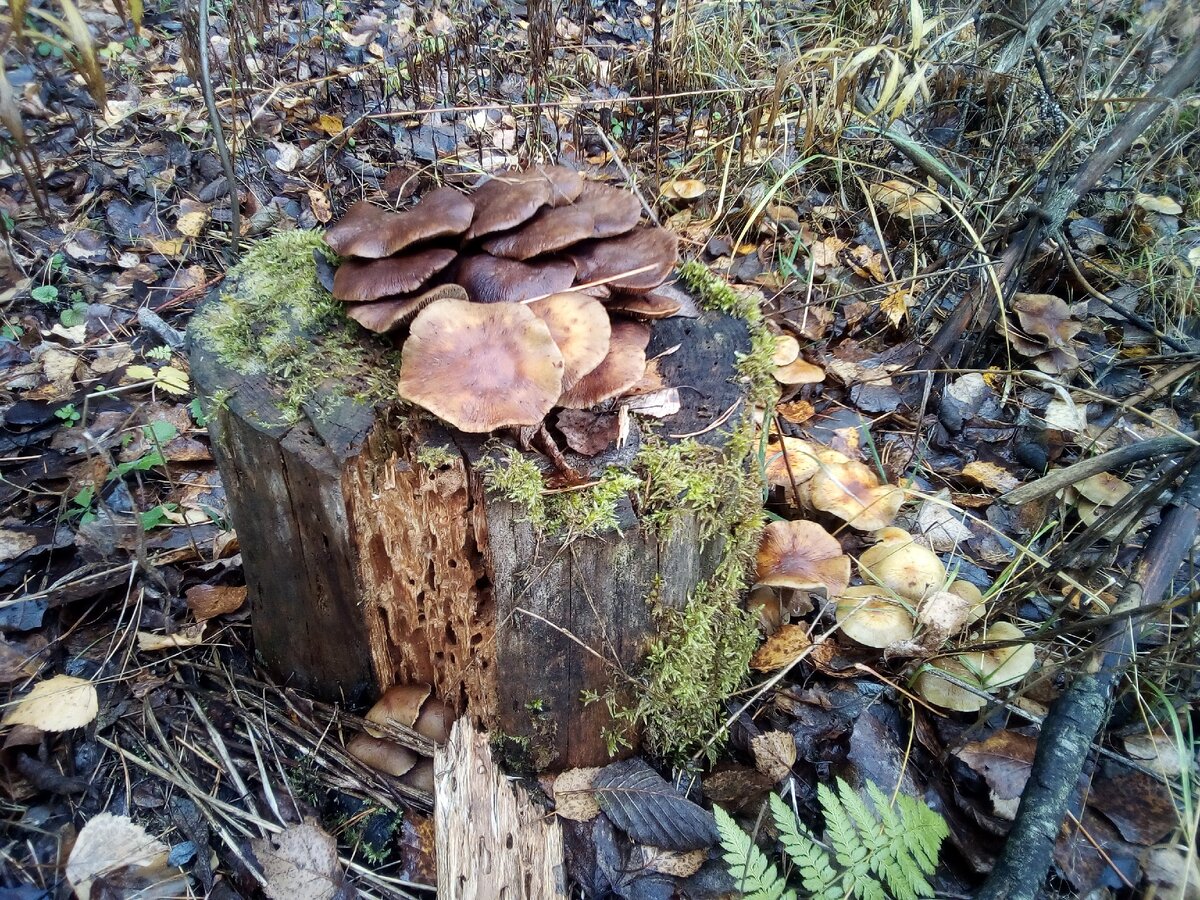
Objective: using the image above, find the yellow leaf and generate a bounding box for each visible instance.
[125,364,156,381]
[156,366,190,396]
[308,188,332,223]
[176,205,209,238]
[317,113,344,135]
[881,289,915,326]
[146,236,187,257]
[2,674,98,731]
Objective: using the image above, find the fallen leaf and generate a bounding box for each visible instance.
[317,113,344,135]
[960,460,1021,493]
[252,822,346,900]
[881,288,915,326]
[0,529,38,562]
[176,199,210,238]
[308,188,332,224]
[751,731,796,783]
[553,766,602,822]
[2,674,98,731]
[137,623,206,652]
[185,585,247,620]
[66,813,175,900]
[750,624,813,672]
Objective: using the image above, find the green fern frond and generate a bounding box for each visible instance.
[770,793,840,899]
[714,805,796,900]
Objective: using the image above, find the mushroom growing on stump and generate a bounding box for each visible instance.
[189,163,759,770]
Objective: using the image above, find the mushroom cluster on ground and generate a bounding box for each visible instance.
[323,166,682,441]
[345,684,452,792]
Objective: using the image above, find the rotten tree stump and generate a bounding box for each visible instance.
[188,238,753,768]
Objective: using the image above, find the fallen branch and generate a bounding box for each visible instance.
[978,456,1200,900]
[999,430,1200,505]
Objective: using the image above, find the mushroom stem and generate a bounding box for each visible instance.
[533,424,586,485]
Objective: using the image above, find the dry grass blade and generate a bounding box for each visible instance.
[9,0,28,43]
[58,0,107,108]
[0,67,26,146]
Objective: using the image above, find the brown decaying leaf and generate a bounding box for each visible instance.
[553,767,602,822]
[185,584,247,620]
[252,821,347,900]
[750,623,813,672]
[751,731,797,783]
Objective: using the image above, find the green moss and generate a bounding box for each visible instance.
[415,444,459,469]
[477,447,551,531]
[190,229,397,423]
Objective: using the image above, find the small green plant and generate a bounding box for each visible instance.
[31,284,59,304]
[715,780,948,900]
[54,403,80,425]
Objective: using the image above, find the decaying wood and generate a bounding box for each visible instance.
[435,718,566,898]
[189,277,751,767]
[978,457,1200,900]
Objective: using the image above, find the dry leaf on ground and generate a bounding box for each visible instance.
[2,674,98,731]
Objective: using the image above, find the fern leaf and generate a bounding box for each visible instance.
[713,805,793,899]
[818,783,867,872]
[770,793,839,898]
[837,779,887,851]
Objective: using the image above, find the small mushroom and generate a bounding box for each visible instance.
[808,460,905,531]
[963,622,1035,688]
[347,733,419,777]
[332,248,458,302]
[324,189,474,258]
[398,298,565,432]
[764,436,822,491]
[528,293,612,391]
[834,586,915,648]
[574,181,643,237]
[915,658,987,712]
[568,227,678,292]
[465,176,552,240]
[772,334,801,367]
[774,358,824,385]
[456,254,577,304]
[755,519,851,599]
[1074,472,1132,507]
[346,284,468,334]
[509,165,585,206]
[481,205,599,260]
[603,291,683,319]
[858,528,946,601]
[399,757,436,793]
[557,320,651,409]
[746,584,784,633]
[412,697,454,745]
[364,684,431,735]
[947,580,987,625]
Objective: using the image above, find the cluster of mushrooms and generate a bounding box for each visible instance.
[323,166,681,442]
[346,684,452,792]
[751,438,1036,711]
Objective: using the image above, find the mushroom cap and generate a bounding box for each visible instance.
[332,249,458,302]
[398,298,565,432]
[948,580,987,625]
[456,254,577,304]
[963,622,1035,688]
[1074,472,1132,506]
[346,284,468,334]
[772,333,801,367]
[858,530,946,601]
[835,586,915,648]
[808,460,905,531]
[528,293,612,391]
[399,757,436,793]
[755,519,851,598]
[774,358,824,385]
[575,181,643,237]
[568,227,678,292]
[412,698,454,744]
[325,190,474,258]
[915,658,987,712]
[764,436,822,489]
[482,204,598,260]
[347,733,419,777]
[1011,293,1084,349]
[557,320,650,409]
[604,291,683,319]
[364,684,430,734]
[465,177,551,240]
[746,584,784,633]
[509,165,585,206]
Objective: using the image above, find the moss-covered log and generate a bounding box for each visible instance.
[187,232,768,768]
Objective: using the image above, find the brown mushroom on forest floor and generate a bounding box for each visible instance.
[456,254,577,304]
[858,528,946,601]
[482,205,599,260]
[808,459,905,531]
[568,227,679,292]
[575,181,643,237]
[347,733,419,777]
[346,284,469,334]
[332,248,458,302]
[324,188,475,259]
[465,177,552,240]
[508,165,585,206]
[604,291,683,319]
[398,298,565,432]
[363,683,430,734]
[528,293,612,391]
[834,586,915,648]
[557,320,650,409]
[755,519,851,599]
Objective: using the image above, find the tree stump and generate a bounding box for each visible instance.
[188,232,761,768]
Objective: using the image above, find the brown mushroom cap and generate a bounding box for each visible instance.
[528,293,612,391]
[346,284,469,334]
[808,459,905,531]
[604,291,683,319]
[324,189,474,258]
[772,333,801,367]
[481,205,598,260]
[568,227,678,292]
[332,248,458,302]
[755,519,851,598]
[412,698,454,744]
[835,586,915,648]
[858,529,947,601]
[557,320,650,409]
[398,298,565,432]
[465,177,551,240]
[399,757,436,793]
[764,436,822,490]
[509,165,585,206]
[456,254,577,304]
[347,733,419,777]
[963,622,1035,688]
[775,358,825,385]
[1074,472,1132,506]
[364,684,431,734]
[575,181,643,237]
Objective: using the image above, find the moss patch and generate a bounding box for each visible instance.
[190,229,397,423]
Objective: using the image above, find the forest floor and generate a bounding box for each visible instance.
[1,0,1199,897]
